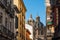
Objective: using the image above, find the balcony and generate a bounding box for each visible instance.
[0,0,14,18]
[0,24,14,39]
[47,33,54,37]
[5,5,15,18]
[56,0,60,6]
[8,9,14,18]
[0,0,7,8]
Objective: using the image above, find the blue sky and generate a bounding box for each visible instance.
[23,0,46,26]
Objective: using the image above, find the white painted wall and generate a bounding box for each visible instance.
[25,24,33,40]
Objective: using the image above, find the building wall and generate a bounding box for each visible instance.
[51,0,60,40]
[0,0,15,40]
[14,0,26,40]
[46,0,55,40]
[25,24,33,40]
[27,14,35,40]
[34,16,45,40]
[26,29,31,40]
[27,15,46,40]
[0,6,14,33]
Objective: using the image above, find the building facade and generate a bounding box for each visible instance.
[34,16,45,40]
[27,14,35,40]
[0,0,18,40]
[27,15,45,40]
[46,0,55,40]
[49,0,60,40]
[27,14,35,26]
[25,23,33,40]
[13,0,26,40]
[26,29,31,40]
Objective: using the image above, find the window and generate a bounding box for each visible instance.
[20,8,22,12]
[7,0,11,12]
[38,30,41,35]
[47,29,51,34]
[20,16,21,25]
[4,0,7,6]
[7,0,11,6]
[56,0,60,5]
[5,18,7,27]
[41,30,43,35]
[3,27,7,34]
[22,12,24,16]
[50,0,56,5]
[7,0,10,4]
[58,7,60,24]
[10,22,11,30]
[16,31,18,36]
[0,12,2,24]
[22,34,23,39]
[56,8,58,25]
[20,33,21,37]
[58,8,60,14]
[15,16,18,28]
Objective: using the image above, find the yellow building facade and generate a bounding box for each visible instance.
[13,0,26,40]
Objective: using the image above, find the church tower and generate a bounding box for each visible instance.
[27,14,35,26]
[35,16,44,40]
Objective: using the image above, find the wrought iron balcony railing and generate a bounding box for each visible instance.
[0,24,14,39]
[47,33,54,37]
[0,0,7,8]
[0,0,14,18]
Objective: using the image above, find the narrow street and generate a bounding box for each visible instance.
[0,0,60,40]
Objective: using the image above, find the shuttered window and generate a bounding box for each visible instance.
[15,16,18,28]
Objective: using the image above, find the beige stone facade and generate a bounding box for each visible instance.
[0,0,16,40]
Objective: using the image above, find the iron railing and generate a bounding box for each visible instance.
[0,0,14,18]
[0,24,14,39]
[0,0,7,8]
